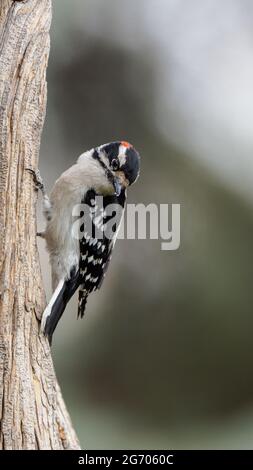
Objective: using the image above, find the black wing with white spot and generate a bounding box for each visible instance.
[78,189,125,318]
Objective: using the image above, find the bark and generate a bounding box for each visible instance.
[0,0,80,449]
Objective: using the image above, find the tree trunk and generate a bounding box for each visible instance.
[0,0,80,450]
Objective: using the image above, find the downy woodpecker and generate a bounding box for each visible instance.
[28,141,140,343]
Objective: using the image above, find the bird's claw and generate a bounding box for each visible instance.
[37,232,46,238]
[26,168,45,192]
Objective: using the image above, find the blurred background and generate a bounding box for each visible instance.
[38,0,253,449]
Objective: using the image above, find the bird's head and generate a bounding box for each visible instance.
[91,141,140,196]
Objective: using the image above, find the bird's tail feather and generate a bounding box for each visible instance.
[42,268,80,344]
[78,285,88,318]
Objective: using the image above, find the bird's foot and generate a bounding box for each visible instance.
[37,231,46,238]
[26,168,45,193]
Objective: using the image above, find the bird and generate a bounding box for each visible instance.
[27,141,140,344]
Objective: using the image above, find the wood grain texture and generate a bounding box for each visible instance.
[0,0,80,449]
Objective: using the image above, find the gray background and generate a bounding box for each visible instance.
[38,0,253,449]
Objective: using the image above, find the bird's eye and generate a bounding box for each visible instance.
[111,158,119,171]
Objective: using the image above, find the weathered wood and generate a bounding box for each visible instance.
[0,0,80,449]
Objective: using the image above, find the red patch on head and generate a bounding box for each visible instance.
[121,141,132,149]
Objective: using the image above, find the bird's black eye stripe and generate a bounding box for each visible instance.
[92,148,116,186]
[92,149,103,165]
[103,142,120,162]
[111,158,119,171]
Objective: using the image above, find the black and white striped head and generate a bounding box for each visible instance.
[93,141,140,196]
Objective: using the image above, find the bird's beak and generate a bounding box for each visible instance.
[113,177,122,196]
[113,171,129,196]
